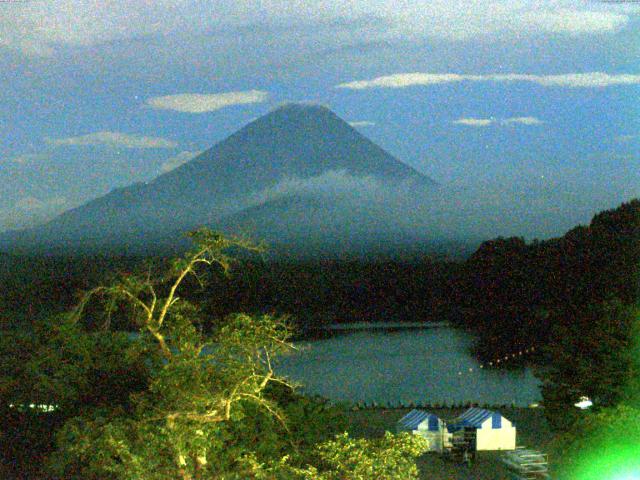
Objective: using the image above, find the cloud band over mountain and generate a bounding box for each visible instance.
[160,151,202,173]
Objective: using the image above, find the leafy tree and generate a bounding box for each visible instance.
[458,236,544,359]
[550,404,640,479]
[0,314,149,477]
[43,229,305,479]
[2,229,429,479]
[283,432,429,480]
[231,431,428,480]
[457,199,640,365]
[539,300,639,431]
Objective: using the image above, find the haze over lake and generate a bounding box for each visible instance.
[277,325,541,406]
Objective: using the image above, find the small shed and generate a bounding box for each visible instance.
[447,408,516,451]
[397,409,450,452]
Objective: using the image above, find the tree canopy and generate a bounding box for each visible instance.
[1,228,428,479]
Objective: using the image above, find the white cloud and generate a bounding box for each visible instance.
[453,116,544,126]
[248,169,407,207]
[453,118,494,127]
[383,4,632,40]
[244,169,613,243]
[520,9,628,35]
[338,73,469,89]
[146,91,269,113]
[586,150,637,163]
[47,131,177,149]
[10,153,50,164]
[521,73,640,87]
[608,153,636,160]
[0,1,634,56]
[501,117,544,125]
[348,121,376,127]
[160,150,202,173]
[337,72,640,89]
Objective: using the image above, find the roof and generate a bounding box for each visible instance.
[459,408,493,426]
[447,408,504,432]
[398,409,441,431]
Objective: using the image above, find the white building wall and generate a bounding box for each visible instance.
[475,417,516,451]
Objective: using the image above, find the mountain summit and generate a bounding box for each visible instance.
[1,104,436,254]
[153,103,433,198]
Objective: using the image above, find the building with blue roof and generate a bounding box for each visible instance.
[396,409,451,452]
[448,408,516,451]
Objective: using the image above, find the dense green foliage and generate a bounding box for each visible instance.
[550,404,640,479]
[284,431,429,480]
[2,198,639,478]
[539,301,640,430]
[201,258,460,331]
[456,199,640,361]
[1,229,431,479]
[1,252,459,334]
[455,200,640,430]
[0,315,150,477]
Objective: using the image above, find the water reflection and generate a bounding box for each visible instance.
[276,326,541,406]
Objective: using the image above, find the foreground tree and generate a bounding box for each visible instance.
[292,432,428,480]
[550,404,640,479]
[231,431,429,480]
[3,229,427,479]
[0,313,150,477]
[538,300,639,431]
[42,229,305,479]
[547,302,640,479]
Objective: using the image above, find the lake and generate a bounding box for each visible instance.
[276,324,541,407]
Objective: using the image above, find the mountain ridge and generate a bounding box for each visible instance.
[0,103,437,255]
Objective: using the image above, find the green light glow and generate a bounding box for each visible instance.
[571,444,640,480]
[556,309,640,479]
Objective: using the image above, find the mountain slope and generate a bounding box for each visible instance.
[0,103,436,254]
[217,192,443,258]
[158,103,434,196]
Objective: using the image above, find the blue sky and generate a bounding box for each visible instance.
[1,0,639,236]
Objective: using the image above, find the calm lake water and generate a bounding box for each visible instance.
[276,325,541,407]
